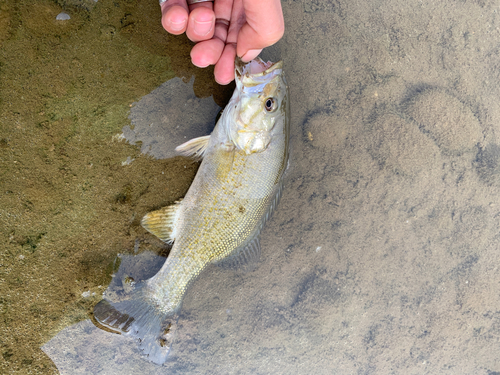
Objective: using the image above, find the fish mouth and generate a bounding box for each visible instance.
[235,57,283,85]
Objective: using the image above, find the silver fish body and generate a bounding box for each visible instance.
[93,58,289,364]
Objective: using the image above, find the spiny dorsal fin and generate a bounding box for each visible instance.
[175,135,211,159]
[141,200,182,243]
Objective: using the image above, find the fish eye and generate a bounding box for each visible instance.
[264,97,278,112]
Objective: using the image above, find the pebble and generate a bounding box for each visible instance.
[56,12,70,21]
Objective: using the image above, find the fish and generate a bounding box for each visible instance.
[93,57,289,364]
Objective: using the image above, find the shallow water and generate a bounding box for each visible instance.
[2,0,500,374]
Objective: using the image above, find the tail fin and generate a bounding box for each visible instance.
[93,283,177,365]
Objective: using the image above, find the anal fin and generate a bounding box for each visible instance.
[216,237,261,272]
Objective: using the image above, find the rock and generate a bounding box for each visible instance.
[56,12,70,21]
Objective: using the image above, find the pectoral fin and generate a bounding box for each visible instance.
[175,135,211,159]
[141,200,182,243]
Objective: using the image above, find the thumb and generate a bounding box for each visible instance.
[236,0,284,60]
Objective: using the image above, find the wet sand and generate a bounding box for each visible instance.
[2,0,500,373]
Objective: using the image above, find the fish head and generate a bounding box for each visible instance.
[228,58,288,155]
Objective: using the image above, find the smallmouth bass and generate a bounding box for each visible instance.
[93,58,289,364]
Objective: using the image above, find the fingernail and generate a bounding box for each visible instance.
[241,49,262,62]
[194,19,213,36]
[168,18,186,32]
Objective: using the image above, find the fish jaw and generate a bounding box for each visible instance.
[235,57,283,86]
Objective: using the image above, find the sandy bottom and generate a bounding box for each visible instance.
[2,0,500,374]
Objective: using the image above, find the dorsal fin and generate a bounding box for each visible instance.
[175,135,211,159]
[141,200,182,243]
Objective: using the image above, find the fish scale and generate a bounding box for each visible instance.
[93,58,289,364]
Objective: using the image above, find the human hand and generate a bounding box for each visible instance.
[160,0,285,85]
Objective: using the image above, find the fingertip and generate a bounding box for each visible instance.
[161,4,188,34]
[240,49,262,62]
[214,46,236,85]
[214,73,234,85]
[186,6,215,42]
[190,39,225,68]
